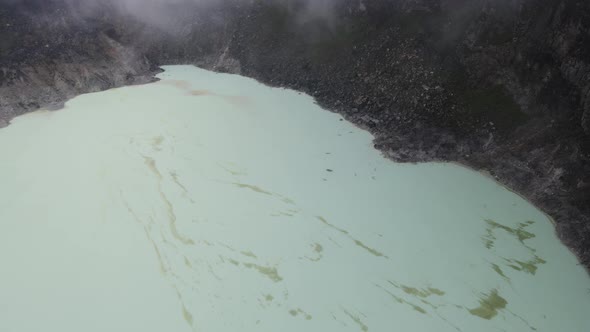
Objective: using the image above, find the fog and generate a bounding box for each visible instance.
[1,0,365,24]
[2,0,522,32]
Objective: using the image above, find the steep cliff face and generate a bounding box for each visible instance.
[0,0,589,268]
[0,0,155,126]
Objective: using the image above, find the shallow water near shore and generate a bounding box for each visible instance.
[0,65,588,331]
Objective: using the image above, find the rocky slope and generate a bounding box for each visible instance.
[0,0,589,269]
[0,0,156,127]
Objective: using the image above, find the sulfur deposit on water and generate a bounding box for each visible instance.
[0,66,588,332]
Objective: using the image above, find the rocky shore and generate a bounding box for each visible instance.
[1,0,589,269]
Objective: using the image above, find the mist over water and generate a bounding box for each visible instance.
[0,66,588,331]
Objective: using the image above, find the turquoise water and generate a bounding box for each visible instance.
[0,65,588,331]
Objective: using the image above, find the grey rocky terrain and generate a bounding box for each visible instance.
[1,0,589,269]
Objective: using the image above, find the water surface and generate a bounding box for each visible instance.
[0,65,589,331]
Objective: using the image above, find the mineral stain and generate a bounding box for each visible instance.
[243,263,283,282]
[233,183,273,196]
[316,216,387,258]
[343,309,369,332]
[482,219,546,276]
[289,308,312,320]
[468,289,508,320]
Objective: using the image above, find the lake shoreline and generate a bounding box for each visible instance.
[1,65,588,331]
[1,0,588,270]
[1,63,589,277]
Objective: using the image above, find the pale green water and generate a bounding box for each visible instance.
[0,65,589,331]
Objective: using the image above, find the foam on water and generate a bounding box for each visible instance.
[0,65,589,331]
